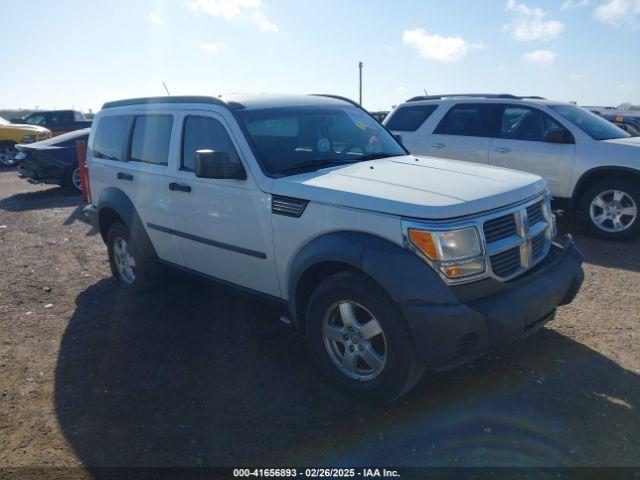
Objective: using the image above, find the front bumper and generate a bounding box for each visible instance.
[403,236,584,370]
[17,165,64,186]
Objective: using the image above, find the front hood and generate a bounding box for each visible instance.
[273,155,547,219]
[0,124,50,134]
[603,136,640,147]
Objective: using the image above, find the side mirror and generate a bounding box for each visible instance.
[544,129,573,144]
[195,149,247,180]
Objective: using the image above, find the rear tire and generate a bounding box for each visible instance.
[306,269,424,403]
[65,166,83,193]
[580,179,640,240]
[106,222,162,290]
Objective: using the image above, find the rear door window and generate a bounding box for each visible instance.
[434,103,499,137]
[129,115,173,165]
[93,115,132,161]
[386,105,437,132]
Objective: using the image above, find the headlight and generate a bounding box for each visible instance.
[408,227,485,280]
[21,135,37,143]
[14,151,27,161]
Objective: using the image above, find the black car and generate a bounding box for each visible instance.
[16,128,89,193]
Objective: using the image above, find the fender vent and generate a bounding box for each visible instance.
[272,195,308,218]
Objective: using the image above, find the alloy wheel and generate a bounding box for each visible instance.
[322,300,387,381]
[113,237,136,284]
[590,190,637,233]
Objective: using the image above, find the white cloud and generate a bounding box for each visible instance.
[187,0,278,32]
[618,83,635,91]
[570,73,584,79]
[402,28,485,63]
[498,64,507,70]
[562,0,589,9]
[200,42,228,54]
[504,0,564,41]
[148,13,163,24]
[395,86,408,92]
[522,49,556,65]
[594,0,640,28]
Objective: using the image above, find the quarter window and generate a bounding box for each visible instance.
[499,106,567,142]
[130,115,173,165]
[434,104,498,137]
[181,116,240,171]
[93,115,132,161]
[385,105,437,132]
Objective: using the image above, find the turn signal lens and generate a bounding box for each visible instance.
[409,229,439,260]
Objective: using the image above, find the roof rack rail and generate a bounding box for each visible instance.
[309,94,360,107]
[101,95,245,110]
[406,93,545,102]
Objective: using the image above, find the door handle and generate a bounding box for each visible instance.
[169,182,191,193]
[431,142,446,149]
[493,147,511,154]
[117,172,133,181]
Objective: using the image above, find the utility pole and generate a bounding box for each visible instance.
[358,61,363,106]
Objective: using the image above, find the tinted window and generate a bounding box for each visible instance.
[237,106,405,176]
[93,115,131,161]
[548,104,630,140]
[181,116,241,171]
[25,114,46,126]
[499,106,567,141]
[130,115,173,165]
[386,105,437,132]
[435,103,498,137]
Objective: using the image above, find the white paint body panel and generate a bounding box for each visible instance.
[386,98,640,201]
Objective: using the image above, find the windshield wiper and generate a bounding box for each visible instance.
[357,152,397,161]
[279,159,351,175]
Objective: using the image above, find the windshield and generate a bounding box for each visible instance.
[0,117,9,126]
[237,106,406,176]
[548,104,630,140]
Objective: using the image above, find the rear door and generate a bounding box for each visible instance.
[89,112,182,265]
[167,110,279,296]
[489,105,575,197]
[427,103,498,164]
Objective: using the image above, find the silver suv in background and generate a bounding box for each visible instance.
[385,94,640,240]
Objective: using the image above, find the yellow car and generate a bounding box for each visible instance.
[0,116,51,166]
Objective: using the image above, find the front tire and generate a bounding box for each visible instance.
[106,222,162,290]
[580,179,640,240]
[306,270,424,403]
[0,141,17,166]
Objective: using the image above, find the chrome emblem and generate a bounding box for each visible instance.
[515,209,533,268]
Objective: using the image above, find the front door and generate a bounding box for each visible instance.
[489,105,575,198]
[167,110,280,297]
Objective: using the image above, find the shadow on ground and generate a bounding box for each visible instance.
[556,212,640,273]
[54,277,640,471]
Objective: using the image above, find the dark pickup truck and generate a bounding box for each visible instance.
[11,110,92,137]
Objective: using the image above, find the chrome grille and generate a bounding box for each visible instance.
[483,214,517,243]
[490,247,521,277]
[483,195,552,280]
[527,201,544,226]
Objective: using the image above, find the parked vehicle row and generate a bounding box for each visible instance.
[10,109,92,136]
[385,94,640,240]
[0,116,51,166]
[82,94,584,402]
[16,128,89,192]
[589,109,640,137]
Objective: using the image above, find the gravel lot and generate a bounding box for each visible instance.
[0,167,639,470]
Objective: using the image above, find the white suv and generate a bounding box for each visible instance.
[385,94,640,240]
[84,94,583,402]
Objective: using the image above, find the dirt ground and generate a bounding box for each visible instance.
[0,167,639,471]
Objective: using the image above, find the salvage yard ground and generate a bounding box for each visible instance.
[0,167,638,469]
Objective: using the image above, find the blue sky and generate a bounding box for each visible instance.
[1,0,638,112]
